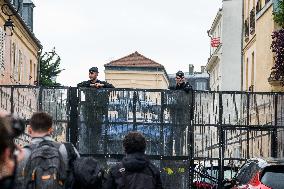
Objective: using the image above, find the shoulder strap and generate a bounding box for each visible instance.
[64,143,77,169]
[147,163,158,179]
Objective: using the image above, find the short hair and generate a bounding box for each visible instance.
[29,112,53,132]
[123,132,146,154]
[0,117,13,159]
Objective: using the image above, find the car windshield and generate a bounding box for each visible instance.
[260,166,284,189]
[194,166,237,184]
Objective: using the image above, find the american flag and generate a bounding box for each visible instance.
[211,37,220,47]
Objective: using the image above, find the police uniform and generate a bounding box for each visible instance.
[171,71,192,93]
[77,67,114,88]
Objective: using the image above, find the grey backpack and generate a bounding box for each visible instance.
[24,140,67,189]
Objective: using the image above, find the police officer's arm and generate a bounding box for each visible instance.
[77,81,89,87]
[101,81,115,88]
[183,82,193,93]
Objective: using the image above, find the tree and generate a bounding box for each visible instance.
[271,30,284,84]
[39,48,64,86]
[273,0,284,28]
[271,0,284,85]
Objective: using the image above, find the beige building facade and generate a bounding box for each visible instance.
[243,0,283,92]
[104,51,169,89]
[0,0,41,86]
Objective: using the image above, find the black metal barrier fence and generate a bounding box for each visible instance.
[0,85,283,189]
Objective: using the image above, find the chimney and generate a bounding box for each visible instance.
[22,0,35,31]
[12,0,23,14]
[201,66,206,73]
[189,64,194,75]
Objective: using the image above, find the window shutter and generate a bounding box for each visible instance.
[14,45,18,79]
[0,27,5,75]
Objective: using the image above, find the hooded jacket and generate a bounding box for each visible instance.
[103,153,163,189]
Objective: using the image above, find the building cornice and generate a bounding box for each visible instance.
[256,0,272,20]
[209,8,222,34]
[243,34,256,52]
[206,44,222,71]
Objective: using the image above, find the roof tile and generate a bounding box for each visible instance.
[104,51,164,68]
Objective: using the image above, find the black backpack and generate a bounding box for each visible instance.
[24,140,67,189]
[119,163,157,189]
[64,143,104,189]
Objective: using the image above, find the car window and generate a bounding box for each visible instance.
[260,165,284,189]
[224,169,237,180]
[235,162,259,185]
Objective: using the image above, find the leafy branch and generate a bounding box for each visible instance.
[39,48,64,86]
[271,0,284,84]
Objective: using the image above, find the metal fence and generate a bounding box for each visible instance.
[0,85,283,189]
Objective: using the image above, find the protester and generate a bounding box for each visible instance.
[15,112,79,189]
[77,67,114,88]
[103,131,163,189]
[170,70,192,93]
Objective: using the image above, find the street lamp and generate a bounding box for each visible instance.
[1,0,21,36]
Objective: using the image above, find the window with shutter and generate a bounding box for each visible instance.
[13,44,18,80]
[18,50,22,82]
[23,54,27,83]
[0,27,5,75]
[29,60,32,85]
[33,63,36,83]
[11,42,15,79]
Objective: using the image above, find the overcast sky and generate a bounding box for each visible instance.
[32,0,222,86]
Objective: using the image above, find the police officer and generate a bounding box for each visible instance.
[171,70,192,93]
[77,67,114,88]
[77,67,113,154]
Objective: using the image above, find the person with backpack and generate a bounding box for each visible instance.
[103,131,163,189]
[15,112,79,189]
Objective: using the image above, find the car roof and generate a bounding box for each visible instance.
[247,158,284,168]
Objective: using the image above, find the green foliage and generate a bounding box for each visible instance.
[39,48,64,87]
[273,0,284,27]
[271,0,284,85]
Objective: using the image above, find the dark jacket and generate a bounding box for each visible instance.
[103,153,163,189]
[169,82,192,93]
[77,79,114,88]
[0,176,15,189]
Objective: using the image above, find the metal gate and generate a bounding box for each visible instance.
[0,85,283,189]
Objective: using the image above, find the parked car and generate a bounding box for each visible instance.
[222,158,284,189]
[192,163,238,189]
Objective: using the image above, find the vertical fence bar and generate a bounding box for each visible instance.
[160,91,165,156]
[188,89,195,189]
[69,87,79,147]
[38,86,43,111]
[246,93,250,159]
[218,92,224,189]
[103,90,110,154]
[271,94,278,158]
[65,88,71,143]
[10,87,14,114]
[133,91,137,131]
